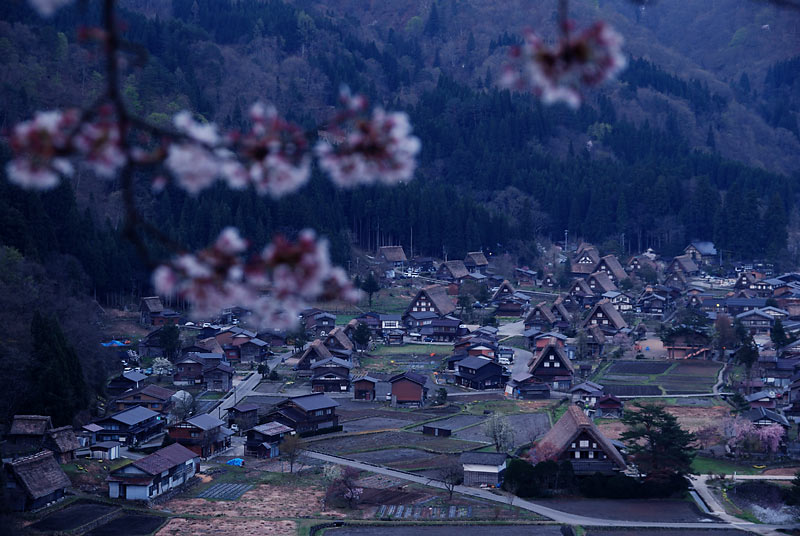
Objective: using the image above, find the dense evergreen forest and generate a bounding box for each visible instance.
[1,0,799,305]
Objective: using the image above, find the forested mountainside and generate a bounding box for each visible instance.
[1,0,800,305]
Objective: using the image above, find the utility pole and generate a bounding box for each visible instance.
[410,225,413,260]
[564,229,568,252]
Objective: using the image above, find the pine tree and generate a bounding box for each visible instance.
[620,403,695,475]
[27,312,89,426]
[361,272,381,307]
[424,3,441,37]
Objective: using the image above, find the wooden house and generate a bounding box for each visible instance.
[524,302,556,332]
[737,309,774,336]
[5,451,71,511]
[436,260,470,283]
[5,415,53,457]
[296,339,335,370]
[587,272,618,295]
[324,327,355,357]
[666,255,699,277]
[266,393,339,435]
[464,251,490,274]
[735,272,758,290]
[203,361,234,392]
[582,299,628,334]
[460,452,508,487]
[139,296,163,326]
[403,285,456,326]
[167,414,233,458]
[388,371,428,406]
[570,381,604,407]
[108,443,198,500]
[492,280,516,302]
[684,241,717,265]
[595,395,624,418]
[595,255,628,285]
[227,403,259,432]
[44,427,80,464]
[245,422,294,458]
[505,372,550,400]
[533,405,626,475]
[310,357,352,392]
[567,279,593,299]
[420,316,462,342]
[542,273,559,288]
[527,338,575,391]
[303,310,336,338]
[111,384,175,417]
[173,355,204,385]
[455,356,507,390]
[352,375,380,401]
[378,246,407,269]
[107,370,148,398]
[94,406,164,445]
[626,255,656,274]
[572,245,599,276]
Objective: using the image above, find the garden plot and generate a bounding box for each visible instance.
[411,414,486,432]
[29,501,119,532]
[350,448,438,465]
[536,498,714,522]
[343,416,414,433]
[608,362,673,375]
[453,413,550,446]
[196,483,253,500]
[157,518,297,536]
[86,515,166,536]
[602,384,662,396]
[309,430,484,455]
[337,406,440,423]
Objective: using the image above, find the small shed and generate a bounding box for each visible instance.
[459,452,508,487]
[90,441,121,460]
[228,403,260,432]
[422,425,452,437]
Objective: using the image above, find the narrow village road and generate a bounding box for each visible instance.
[212,371,262,419]
[306,451,797,533]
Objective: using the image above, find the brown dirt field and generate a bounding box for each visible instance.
[157,518,296,536]
[666,405,731,433]
[157,484,343,519]
[597,404,731,440]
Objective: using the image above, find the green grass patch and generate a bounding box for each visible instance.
[370,344,445,356]
[462,399,525,415]
[198,391,224,400]
[501,336,528,350]
[691,456,761,476]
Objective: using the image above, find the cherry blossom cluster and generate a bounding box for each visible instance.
[153,227,360,329]
[502,22,626,108]
[5,108,126,189]
[315,90,421,187]
[725,418,785,454]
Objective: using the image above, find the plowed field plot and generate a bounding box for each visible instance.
[536,498,714,522]
[196,483,253,500]
[376,503,473,519]
[343,417,415,432]
[360,487,429,505]
[30,502,119,532]
[85,514,166,536]
[310,430,484,454]
[603,384,661,396]
[411,414,485,432]
[350,448,437,465]
[608,362,672,374]
[453,413,550,446]
[337,408,439,423]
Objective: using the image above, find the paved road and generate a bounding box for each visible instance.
[212,370,262,419]
[306,451,798,534]
[498,320,525,338]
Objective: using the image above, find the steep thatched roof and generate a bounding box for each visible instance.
[534,406,625,470]
[46,427,79,454]
[8,450,71,499]
[9,415,52,436]
[379,246,408,263]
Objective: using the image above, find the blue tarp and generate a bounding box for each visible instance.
[226,458,244,466]
[101,340,129,347]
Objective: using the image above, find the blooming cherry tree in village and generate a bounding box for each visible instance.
[5,0,626,328]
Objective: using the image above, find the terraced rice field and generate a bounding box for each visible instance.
[598,360,721,395]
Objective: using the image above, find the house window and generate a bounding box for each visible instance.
[544,362,550,367]
[553,362,560,367]
[589,451,594,459]
[574,451,580,458]
[579,440,589,448]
